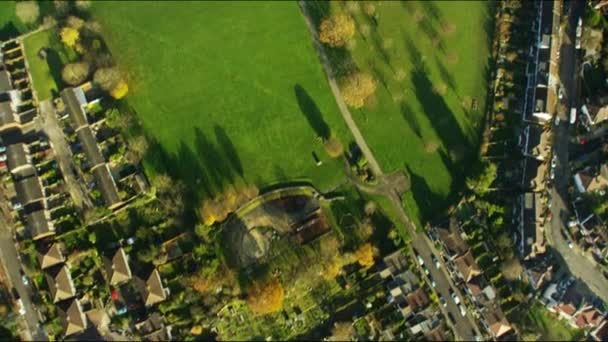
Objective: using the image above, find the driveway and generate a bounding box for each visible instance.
[547,1,608,304]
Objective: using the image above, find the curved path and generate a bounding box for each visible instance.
[299,3,481,340]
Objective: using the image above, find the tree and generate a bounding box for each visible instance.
[16,1,39,25]
[127,135,148,164]
[319,14,356,47]
[358,219,374,241]
[110,80,129,99]
[354,242,377,268]
[60,27,80,48]
[93,67,122,91]
[466,161,497,196]
[66,16,85,30]
[339,72,377,108]
[153,174,173,195]
[324,136,344,158]
[200,199,216,226]
[330,321,354,341]
[61,62,89,86]
[75,0,92,10]
[246,278,284,315]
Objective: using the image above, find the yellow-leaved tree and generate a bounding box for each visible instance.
[319,14,355,47]
[339,72,377,109]
[60,27,80,48]
[247,278,284,315]
[354,242,377,268]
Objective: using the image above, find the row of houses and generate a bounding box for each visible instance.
[431,217,516,341]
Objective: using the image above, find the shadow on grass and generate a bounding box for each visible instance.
[294,84,330,139]
[45,49,64,98]
[399,101,422,139]
[407,166,450,224]
[0,22,19,41]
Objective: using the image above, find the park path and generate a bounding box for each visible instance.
[298,1,384,178]
[299,3,481,339]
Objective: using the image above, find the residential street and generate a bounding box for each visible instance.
[300,3,480,339]
[547,1,608,304]
[0,217,47,341]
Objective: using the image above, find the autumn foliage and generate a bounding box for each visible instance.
[319,14,356,47]
[247,278,284,315]
[354,242,377,268]
[324,136,344,158]
[199,184,259,225]
[339,72,377,108]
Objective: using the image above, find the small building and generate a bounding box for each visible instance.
[6,143,32,176]
[434,217,468,260]
[14,176,44,207]
[46,265,76,303]
[141,269,168,307]
[0,101,17,131]
[482,305,515,340]
[38,243,64,269]
[25,209,54,240]
[406,288,430,312]
[0,70,12,93]
[103,248,132,286]
[135,312,172,341]
[57,299,87,337]
[453,250,482,283]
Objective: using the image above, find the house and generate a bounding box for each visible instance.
[0,101,17,131]
[141,269,168,307]
[406,288,429,312]
[14,176,44,207]
[521,192,546,260]
[91,164,121,208]
[380,250,409,278]
[24,209,54,240]
[482,306,515,340]
[435,217,468,259]
[554,303,577,321]
[0,70,12,93]
[424,324,447,341]
[592,320,608,341]
[573,165,608,193]
[38,243,65,269]
[57,299,87,337]
[135,312,172,341]
[573,305,604,330]
[104,248,132,286]
[6,143,31,175]
[453,250,482,282]
[46,265,76,303]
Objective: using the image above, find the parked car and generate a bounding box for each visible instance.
[567,240,574,249]
[424,267,430,275]
[416,255,425,266]
[11,288,25,316]
[459,304,467,316]
[450,289,460,304]
[550,168,556,180]
[431,255,440,269]
[20,270,29,286]
[428,275,436,288]
[439,295,447,307]
[551,155,557,168]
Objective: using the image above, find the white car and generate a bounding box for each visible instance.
[450,289,460,305]
[459,304,467,316]
[417,255,424,266]
[431,255,440,269]
[550,168,556,180]
[554,116,561,126]
[551,155,557,169]
[568,240,574,249]
[424,267,430,275]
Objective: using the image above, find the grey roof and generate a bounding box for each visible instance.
[61,88,88,128]
[25,209,53,240]
[0,101,15,127]
[45,265,76,303]
[15,176,43,206]
[6,143,29,173]
[92,164,121,207]
[103,248,132,285]
[77,127,105,167]
[0,70,12,93]
[57,299,87,337]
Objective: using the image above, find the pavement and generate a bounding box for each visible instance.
[299,3,480,339]
[547,1,608,304]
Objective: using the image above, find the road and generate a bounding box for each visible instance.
[38,100,91,210]
[0,215,46,341]
[299,3,480,340]
[548,0,608,304]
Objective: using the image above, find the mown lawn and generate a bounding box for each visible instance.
[312,1,492,223]
[23,29,77,101]
[91,1,351,203]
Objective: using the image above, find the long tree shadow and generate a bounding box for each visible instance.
[435,57,457,92]
[0,22,19,41]
[399,101,422,139]
[214,125,243,178]
[193,127,235,191]
[407,166,448,223]
[410,64,472,158]
[420,1,443,23]
[294,84,330,139]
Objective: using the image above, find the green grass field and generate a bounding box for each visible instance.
[314,1,492,222]
[23,29,77,101]
[92,1,351,202]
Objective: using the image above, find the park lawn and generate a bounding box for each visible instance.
[91,1,351,202]
[319,1,492,223]
[23,29,77,101]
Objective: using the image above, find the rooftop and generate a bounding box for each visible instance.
[104,247,132,286]
[58,299,87,337]
[46,265,76,303]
